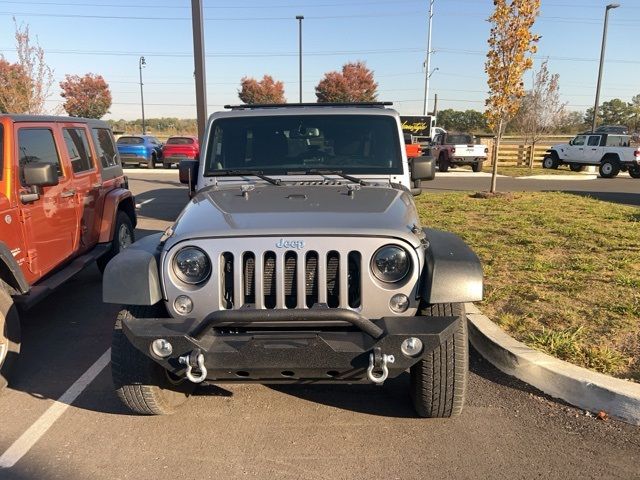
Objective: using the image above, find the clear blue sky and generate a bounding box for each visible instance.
[1,0,639,120]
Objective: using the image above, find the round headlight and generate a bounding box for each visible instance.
[371,245,410,283]
[173,247,211,284]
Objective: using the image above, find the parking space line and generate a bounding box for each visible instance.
[0,349,111,469]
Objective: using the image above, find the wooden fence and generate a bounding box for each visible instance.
[482,136,574,167]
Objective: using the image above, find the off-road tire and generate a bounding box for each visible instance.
[111,304,194,415]
[628,165,640,179]
[599,156,620,178]
[569,164,584,172]
[542,153,559,169]
[148,154,156,169]
[97,211,134,274]
[472,161,483,173]
[0,281,20,390]
[410,303,468,418]
[438,154,449,173]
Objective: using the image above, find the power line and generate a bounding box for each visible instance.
[0,10,424,21]
[435,47,640,65]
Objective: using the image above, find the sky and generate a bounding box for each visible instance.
[0,0,639,120]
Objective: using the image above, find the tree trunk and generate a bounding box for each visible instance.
[528,141,536,169]
[490,119,503,193]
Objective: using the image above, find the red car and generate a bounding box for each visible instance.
[161,136,199,168]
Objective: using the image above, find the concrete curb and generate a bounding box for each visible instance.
[465,303,640,426]
[516,174,598,180]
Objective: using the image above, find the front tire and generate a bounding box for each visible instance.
[97,211,134,274]
[0,282,20,390]
[599,157,620,178]
[542,153,559,169]
[410,303,468,418]
[438,154,450,173]
[628,165,640,178]
[111,305,194,415]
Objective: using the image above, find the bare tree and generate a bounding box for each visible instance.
[511,60,567,167]
[13,20,55,114]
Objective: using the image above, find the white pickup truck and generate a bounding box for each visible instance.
[430,132,488,172]
[544,133,640,178]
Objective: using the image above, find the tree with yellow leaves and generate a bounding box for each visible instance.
[485,0,540,192]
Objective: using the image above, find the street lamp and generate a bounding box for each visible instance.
[422,0,434,115]
[592,3,620,132]
[139,56,146,135]
[296,15,304,103]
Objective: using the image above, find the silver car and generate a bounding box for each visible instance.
[103,103,483,418]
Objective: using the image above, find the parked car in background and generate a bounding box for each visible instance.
[161,135,200,169]
[0,114,137,388]
[544,133,640,178]
[116,135,163,169]
[430,132,488,172]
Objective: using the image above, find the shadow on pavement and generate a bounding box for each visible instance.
[559,190,640,207]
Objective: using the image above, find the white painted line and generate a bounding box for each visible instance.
[0,349,111,469]
[135,198,155,209]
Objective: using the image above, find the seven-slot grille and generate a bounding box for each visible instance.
[219,250,362,310]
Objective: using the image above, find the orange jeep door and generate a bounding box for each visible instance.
[15,124,79,280]
[60,124,101,252]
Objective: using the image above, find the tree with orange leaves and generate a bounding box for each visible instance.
[485,0,540,192]
[60,73,112,118]
[315,61,378,103]
[238,75,286,104]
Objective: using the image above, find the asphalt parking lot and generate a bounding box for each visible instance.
[0,170,638,480]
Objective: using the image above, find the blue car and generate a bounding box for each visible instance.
[116,135,164,169]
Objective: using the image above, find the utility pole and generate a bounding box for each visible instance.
[138,56,146,134]
[592,3,620,133]
[422,0,434,115]
[191,0,208,143]
[296,15,304,103]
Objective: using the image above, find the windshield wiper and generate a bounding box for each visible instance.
[289,169,369,186]
[209,169,281,186]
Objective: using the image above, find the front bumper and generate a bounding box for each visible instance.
[122,308,460,384]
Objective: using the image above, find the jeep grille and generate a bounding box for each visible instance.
[219,249,361,310]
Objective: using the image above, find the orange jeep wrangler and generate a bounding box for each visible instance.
[0,115,137,388]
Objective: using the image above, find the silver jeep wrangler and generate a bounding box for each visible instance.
[103,103,483,417]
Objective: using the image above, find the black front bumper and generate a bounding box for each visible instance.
[122,308,460,384]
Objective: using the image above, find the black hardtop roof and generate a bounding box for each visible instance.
[224,102,393,110]
[0,114,110,128]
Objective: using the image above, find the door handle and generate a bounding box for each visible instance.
[60,189,76,198]
[591,148,597,151]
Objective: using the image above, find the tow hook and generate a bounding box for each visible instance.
[179,349,207,384]
[366,347,395,385]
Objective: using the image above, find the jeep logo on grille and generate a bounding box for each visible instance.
[276,238,305,249]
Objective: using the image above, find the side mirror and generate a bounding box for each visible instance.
[179,159,199,193]
[411,156,435,182]
[23,163,59,187]
[568,140,574,146]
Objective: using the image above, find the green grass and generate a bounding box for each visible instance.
[415,191,640,381]
[493,166,584,177]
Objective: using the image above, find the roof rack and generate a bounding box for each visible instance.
[224,102,393,110]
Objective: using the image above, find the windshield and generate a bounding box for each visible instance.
[447,134,474,144]
[117,136,144,145]
[167,137,195,145]
[204,114,402,176]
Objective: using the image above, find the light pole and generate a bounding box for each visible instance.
[592,3,619,132]
[422,0,434,115]
[139,56,146,134]
[296,15,304,103]
[191,0,208,143]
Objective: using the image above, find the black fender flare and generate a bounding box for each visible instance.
[103,233,163,305]
[420,228,483,304]
[0,242,29,294]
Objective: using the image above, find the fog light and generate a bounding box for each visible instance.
[401,337,423,357]
[174,295,193,315]
[389,294,409,313]
[151,339,173,358]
